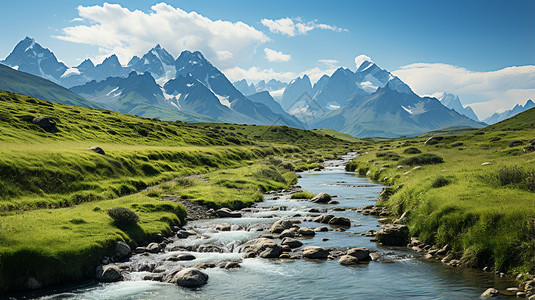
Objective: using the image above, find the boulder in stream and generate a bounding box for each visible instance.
[146,242,161,253]
[281,237,303,249]
[302,246,329,259]
[376,224,410,246]
[172,268,209,288]
[247,238,283,258]
[216,208,242,218]
[311,192,332,204]
[270,219,293,234]
[95,264,123,282]
[297,227,315,236]
[279,227,298,238]
[328,216,351,227]
[346,247,371,261]
[313,215,335,224]
[339,255,360,266]
[115,241,131,259]
[480,288,499,297]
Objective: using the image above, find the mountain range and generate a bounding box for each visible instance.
[1,36,511,137]
[483,99,535,124]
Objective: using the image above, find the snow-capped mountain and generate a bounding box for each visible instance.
[313,83,484,137]
[483,99,535,124]
[2,37,67,83]
[281,75,313,111]
[128,44,176,86]
[233,79,257,96]
[436,93,479,121]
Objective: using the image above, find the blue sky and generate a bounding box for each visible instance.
[0,0,534,118]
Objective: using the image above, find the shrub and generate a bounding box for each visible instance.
[107,207,139,225]
[485,166,535,192]
[431,176,451,188]
[403,147,422,154]
[401,154,444,166]
[376,151,401,160]
[255,168,286,183]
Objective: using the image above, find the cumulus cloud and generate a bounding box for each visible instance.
[318,59,338,67]
[264,48,291,62]
[261,17,347,37]
[56,3,269,67]
[393,63,535,119]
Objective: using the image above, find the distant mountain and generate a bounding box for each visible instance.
[437,93,479,121]
[483,99,535,124]
[313,83,484,138]
[255,79,287,92]
[281,75,312,111]
[233,79,257,96]
[59,55,130,88]
[246,91,302,125]
[1,37,67,83]
[70,71,207,122]
[0,63,99,108]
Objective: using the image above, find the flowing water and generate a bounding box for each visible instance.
[20,153,517,299]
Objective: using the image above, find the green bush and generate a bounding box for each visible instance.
[290,191,315,199]
[376,151,401,160]
[401,154,444,166]
[107,207,139,225]
[403,147,422,154]
[431,176,451,188]
[487,166,535,192]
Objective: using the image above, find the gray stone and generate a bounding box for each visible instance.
[339,255,360,266]
[346,247,371,261]
[302,246,329,259]
[328,216,351,227]
[313,215,335,224]
[297,227,315,236]
[96,264,123,282]
[480,288,499,297]
[146,242,160,253]
[89,146,105,155]
[270,219,293,234]
[216,208,242,218]
[281,237,303,249]
[176,230,194,239]
[115,241,131,259]
[172,268,209,288]
[376,224,410,246]
[32,116,58,133]
[279,227,297,238]
[311,192,331,204]
[248,238,282,258]
[314,226,329,232]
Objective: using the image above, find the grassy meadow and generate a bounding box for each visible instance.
[0,91,359,291]
[346,108,535,274]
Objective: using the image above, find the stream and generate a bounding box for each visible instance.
[26,153,516,299]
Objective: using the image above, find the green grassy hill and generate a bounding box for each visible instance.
[0,91,359,292]
[346,108,535,275]
[0,64,100,109]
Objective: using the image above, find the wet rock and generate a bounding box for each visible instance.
[176,230,194,239]
[313,215,335,224]
[195,262,216,269]
[376,224,410,246]
[328,200,340,205]
[281,237,303,249]
[216,208,242,218]
[270,219,293,234]
[172,268,209,288]
[369,253,381,261]
[314,226,329,232]
[247,238,282,258]
[96,264,123,282]
[223,262,241,269]
[216,225,231,231]
[115,241,131,259]
[480,288,499,297]
[146,243,160,253]
[339,255,360,266]
[328,216,351,227]
[281,245,292,252]
[322,238,329,242]
[137,263,155,272]
[134,247,146,254]
[197,244,226,253]
[244,252,256,258]
[302,246,329,259]
[143,274,163,282]
[279,253,291,259]
[346,247,371,261]
[32,116,58,133]
[297,227,315,236]
[279,227,298,238]
[435,245,449,256]
[89,146,105,155]
[311,192,332,204]
[169,254,196,261]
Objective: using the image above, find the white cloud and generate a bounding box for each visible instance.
[354,54,372,69]
[261,17,347,37]
[393,63,535,119]
[264,48,291,62]
[56,3,269,67]
[318,59,338,67]
[224,64,337,86]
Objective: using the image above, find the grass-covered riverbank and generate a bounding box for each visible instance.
[0,91,359,292]
[346,108,535,275]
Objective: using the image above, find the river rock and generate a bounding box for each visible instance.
[314,226,329,232]
[176,230,195,239]
[146,242,160,253]
[279,227,298,238]
[172,268,209,288]
[270,219,293,234]
[302,246,329,259]
[328,216,351,227]
[281,237,303,248]
[311,192,332,204]
[480,288,499,297]
[169,254,196,261]
[89,146,105,155]
[313,215,335,224]
[96,264,123,282]
[376,224,410,246]
[216,208,242,218]
[339,255,360,266]
[32,116,58,133]
[248,238,282,258]
[195,262,216,269]
[197,244,226,253]
[328,200,340,205]
[115,241,131,259]
[346,247,371,261]
[223,261,241,269]
[297,227,315,236]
